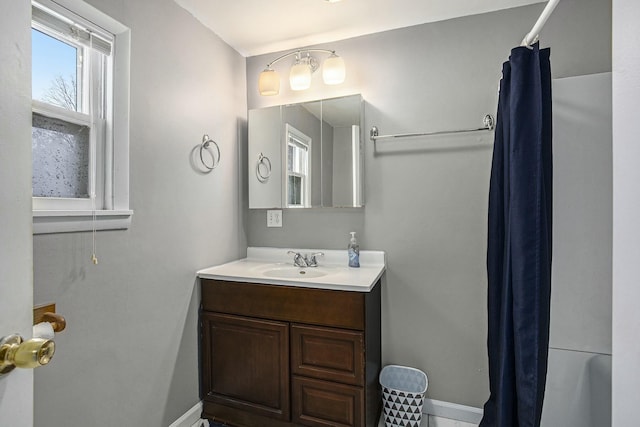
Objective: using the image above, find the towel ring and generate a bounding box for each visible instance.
[199,134,220,171]
[256,153,272,182]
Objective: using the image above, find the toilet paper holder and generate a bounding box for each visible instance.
[33,303,66,333]
[37,312,66,333]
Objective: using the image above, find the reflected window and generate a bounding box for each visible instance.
[285,124,311,208]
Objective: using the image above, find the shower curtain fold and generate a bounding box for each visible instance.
[480,42,552,427]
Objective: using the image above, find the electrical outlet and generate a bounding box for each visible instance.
[267,210,283,227]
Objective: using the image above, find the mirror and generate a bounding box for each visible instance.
[249,94,363,209]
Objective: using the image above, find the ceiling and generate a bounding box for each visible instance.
[174,0,546,57]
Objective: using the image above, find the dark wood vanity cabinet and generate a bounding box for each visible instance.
[200,279,381,427]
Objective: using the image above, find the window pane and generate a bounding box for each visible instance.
[32,113,89,198]
[288,176,302,206]
[288,141,308,175]
[288,144,294,172]
[32,28,79,111]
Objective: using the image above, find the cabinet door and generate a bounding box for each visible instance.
[291,324,364,386]
[292,376,364,427]
[201,312,290,420]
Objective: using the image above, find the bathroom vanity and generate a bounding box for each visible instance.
[197,248,385,427]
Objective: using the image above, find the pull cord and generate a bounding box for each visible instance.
[91,192,98,265]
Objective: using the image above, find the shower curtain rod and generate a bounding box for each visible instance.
[369,115,495,142]
[521,0,560,46]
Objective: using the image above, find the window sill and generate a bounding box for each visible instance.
[33,209,133,234]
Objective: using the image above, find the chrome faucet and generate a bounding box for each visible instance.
[287,251,308,268]
[287,251,325,267]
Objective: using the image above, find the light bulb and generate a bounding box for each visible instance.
[258,68,280,96]
[290,62,312,91]
[322,53,345,85]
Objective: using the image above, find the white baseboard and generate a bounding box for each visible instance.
[181,398,481,427]
[168,401,204,427]
[423,399,483,424]
[379,398,483,427]
[427,415,479,427]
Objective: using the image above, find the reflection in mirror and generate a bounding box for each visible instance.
[248,105,282,209]
[282,101,322,207]
[285,124,311,207]
[248,94,363,209]
[319,96,362,207]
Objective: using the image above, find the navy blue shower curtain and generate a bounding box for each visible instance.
[479,43,552,427]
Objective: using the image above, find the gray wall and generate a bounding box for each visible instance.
[246,0,611,407]
[541,73,612,427]
[32,0,247,426]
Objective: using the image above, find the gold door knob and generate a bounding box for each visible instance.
[0,334,56,375]
[14,338,55,368]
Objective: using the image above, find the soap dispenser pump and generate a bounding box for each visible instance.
[348,232,360,268]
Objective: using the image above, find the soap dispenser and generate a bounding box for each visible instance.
[348,232,360,268]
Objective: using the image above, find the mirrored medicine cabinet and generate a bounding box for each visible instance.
[249,94,364,209]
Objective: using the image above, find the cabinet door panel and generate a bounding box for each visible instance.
[201,312,290,420]
[291,324,364,386]
[292,376,364,427]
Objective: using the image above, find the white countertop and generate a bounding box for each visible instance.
[197,247,386,292]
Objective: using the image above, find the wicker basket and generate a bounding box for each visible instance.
[379,365,429,427]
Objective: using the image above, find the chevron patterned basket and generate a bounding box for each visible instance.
[379,365,429,427]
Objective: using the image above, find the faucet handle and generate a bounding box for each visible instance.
[287,251,307,267]
[307,252,325,267]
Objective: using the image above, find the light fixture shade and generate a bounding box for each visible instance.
[322,53,346,85]
[290,62,312,91]
[259,68,280,96]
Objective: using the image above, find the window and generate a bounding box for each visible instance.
[31,0,131,233]
[285,124,311,208]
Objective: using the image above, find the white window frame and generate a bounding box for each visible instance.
[31,0,131,234]
[285,124,312,208]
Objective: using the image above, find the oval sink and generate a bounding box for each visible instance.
[262,266,329,279]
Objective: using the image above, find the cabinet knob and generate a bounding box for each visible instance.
[0,334,56,375]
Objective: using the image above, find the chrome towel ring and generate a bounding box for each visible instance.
[199,134,220,171]
[256,153,272,182]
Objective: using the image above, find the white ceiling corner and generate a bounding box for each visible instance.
[174,0,547,57]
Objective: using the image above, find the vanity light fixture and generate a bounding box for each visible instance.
[258,49,346,96]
